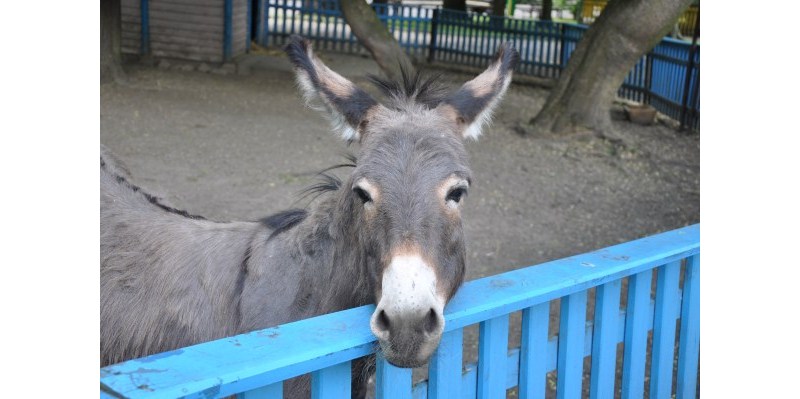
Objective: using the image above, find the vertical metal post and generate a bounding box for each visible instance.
[140,0,150,55]
[558,23,566,75]
[224,0,234,61]
[644,53,653,105]
[260,0,269,46]
[679,7,700,131]
[428,8,439,63]
[247,0,252,51]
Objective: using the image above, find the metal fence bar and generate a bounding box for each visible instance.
[556,290,588,399]
[650,261,681,398]
[259,1,698,130]
[677,255,700,399]
[477,315,510,399]
[519,302,549,399]
[589,279,622,399]
[621,270,654,399]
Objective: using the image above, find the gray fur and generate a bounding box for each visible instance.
[101,39,518,397]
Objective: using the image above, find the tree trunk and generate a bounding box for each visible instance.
[339,0,412,79]
[529,0,693,136]
[443,0,467,12]
[491,0,506,17]
[541,0,552,21]
[100,0,125,84]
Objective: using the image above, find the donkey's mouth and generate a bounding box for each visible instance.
[377,332,443,369]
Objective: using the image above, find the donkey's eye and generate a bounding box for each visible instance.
[446,187,467,204]
[353,187,372,204]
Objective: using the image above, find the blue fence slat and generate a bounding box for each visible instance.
[311,361,351,399]
[376,353,412,399]
[621,270,653,399]
[428,328,463,399]
[556,290,588,399]
[478,315,509,399]
[519,302,549,399]
[236,382,283,399]
[650,261,681,398]
[677,255,700,399]
[589,280,622,399]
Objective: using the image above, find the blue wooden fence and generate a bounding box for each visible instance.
[100,224,700,398]
[254,0,700,131]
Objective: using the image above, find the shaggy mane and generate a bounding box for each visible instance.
[367,65,447,110]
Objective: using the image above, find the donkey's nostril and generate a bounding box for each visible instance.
[376,309,391,332]
[424,308,440,334]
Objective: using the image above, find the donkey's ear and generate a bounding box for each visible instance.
[285,36,380,142]
[437,43,519,140]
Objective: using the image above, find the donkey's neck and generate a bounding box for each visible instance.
[239,188,370,333]
[309,191,372,315]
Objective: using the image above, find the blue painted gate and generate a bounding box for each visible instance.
[101,224,700,398]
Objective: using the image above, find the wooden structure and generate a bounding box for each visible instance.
[101,224,700,398]
[121,0,251,63]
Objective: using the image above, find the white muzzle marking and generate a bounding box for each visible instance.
[371,255,445,339]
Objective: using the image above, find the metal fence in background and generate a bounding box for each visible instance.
[255,0,700,131]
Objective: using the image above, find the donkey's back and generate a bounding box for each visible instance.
[100,146,264,366]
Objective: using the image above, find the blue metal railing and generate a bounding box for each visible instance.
[255,0,700,131]
[100,224,700,399]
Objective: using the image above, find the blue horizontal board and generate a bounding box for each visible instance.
[100,306,377,399]
[101,225,698,398]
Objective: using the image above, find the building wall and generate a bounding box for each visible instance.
[121,0,249,63]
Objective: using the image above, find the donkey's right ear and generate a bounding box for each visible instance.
[285,36,381,142]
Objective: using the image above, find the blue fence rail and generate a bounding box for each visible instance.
[254,0,700,131]
[100,224,700,399]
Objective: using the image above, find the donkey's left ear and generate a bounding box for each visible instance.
[284,35,381,142]
[437,43,519,140]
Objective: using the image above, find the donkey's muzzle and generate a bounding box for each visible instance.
[370,255,446,367]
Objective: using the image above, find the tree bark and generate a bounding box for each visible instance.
[100,0,125,84]
[529,0,693,136]
[339,0,412,79]
[541,0,552,21]
[443,0,467,12]
[491,0,506,17]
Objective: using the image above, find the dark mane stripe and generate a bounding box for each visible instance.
[101,156,207,221]
[261,209,308,240]
[261,154,357,240]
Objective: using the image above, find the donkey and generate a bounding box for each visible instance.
[101,35,519,397]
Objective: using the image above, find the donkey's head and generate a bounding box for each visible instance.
[286,36,518,367]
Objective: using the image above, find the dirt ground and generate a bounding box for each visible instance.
[100,51,699,397]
